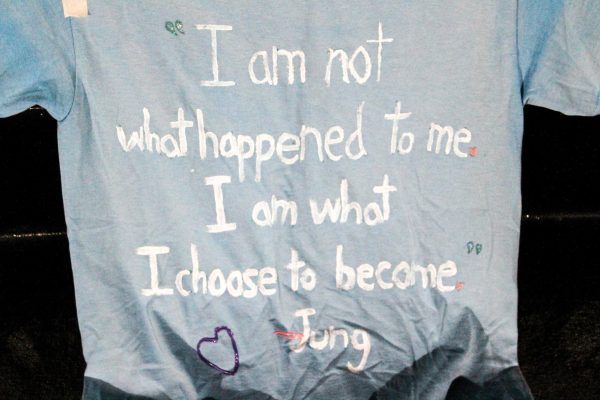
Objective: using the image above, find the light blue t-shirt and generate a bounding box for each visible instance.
[1,1,599,399]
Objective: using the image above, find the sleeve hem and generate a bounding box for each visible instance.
[524,83,600,117]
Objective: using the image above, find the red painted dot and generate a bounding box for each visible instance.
[469,147,478,157]
[455,282,465,291]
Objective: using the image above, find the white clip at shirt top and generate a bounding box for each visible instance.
[62,0,88,18]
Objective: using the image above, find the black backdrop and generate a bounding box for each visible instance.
[0,106,598,399]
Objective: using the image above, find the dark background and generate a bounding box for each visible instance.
[0,106,598,399]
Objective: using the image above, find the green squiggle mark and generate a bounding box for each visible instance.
[175,20,185,34]
[165,21,177,35]
[466,241,475,254]
[466,241,483,255]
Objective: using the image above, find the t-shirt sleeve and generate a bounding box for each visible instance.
[0,0,76,120]
[519,0,600,116]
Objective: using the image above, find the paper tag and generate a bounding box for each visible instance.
[62,0,88,18]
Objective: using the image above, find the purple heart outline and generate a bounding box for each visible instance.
[196,326,240,375]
